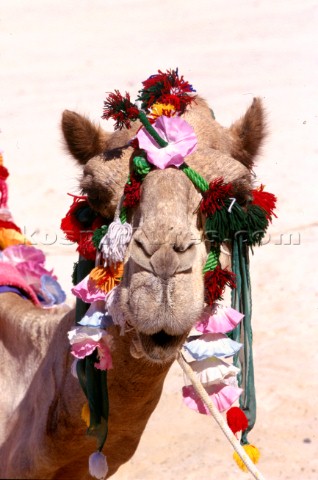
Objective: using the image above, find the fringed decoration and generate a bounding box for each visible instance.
[89,264,124,294]
[123,173,142,208]
[226,406,249,434]
[252,184,277,221]
[137,68,196,113]
[99,219,132,265]
[200,178,233,216]
[245,204,269,246]
[233,444,261,472]
[204,266,236,305]
[61,196,103,260]
[102,90,139,130]
[89,451,109,480]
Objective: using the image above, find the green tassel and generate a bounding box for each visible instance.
[246,204,269,246]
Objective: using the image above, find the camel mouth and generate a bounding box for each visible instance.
[138,330,185,364]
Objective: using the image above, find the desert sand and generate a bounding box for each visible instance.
[1,1,317,479]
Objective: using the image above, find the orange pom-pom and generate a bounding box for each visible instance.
[233,444,260,472]
[89,263,124,293]
[226,406,248,434]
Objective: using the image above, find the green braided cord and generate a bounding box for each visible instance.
[133,155,152,176]
[229,235,256,445]
[119,206,128,224]
[203,247,219,273]
[180,164,209,192]
[138,111,168,148]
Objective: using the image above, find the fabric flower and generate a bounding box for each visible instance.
[195,304,244,334]
[182,383,243,414]
[72,274,107,303]
[37,274,66,307]
[68,326,112,370]
[184,333,242,360]
[78,300,113,328]
[136,115,197,169]
[188,357,240,386]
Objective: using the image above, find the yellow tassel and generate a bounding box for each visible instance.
[81,402,90,427]
[233,444,261,472]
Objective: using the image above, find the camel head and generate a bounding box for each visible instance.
[62,90,265,365]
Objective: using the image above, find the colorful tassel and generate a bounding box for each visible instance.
[233,444,261,472]
[89,264,124,294]
[252,184,277,221]
[226,406,248,434]
[200,178,233,216]
[89,451,109,480]
[137,68,196,113]
[102,90,139,130]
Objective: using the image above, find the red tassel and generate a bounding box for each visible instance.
[252,185,277,222]
[123,173,142,208]
[200,178,233,216]
[226,407,249,434]
[204,266,236,305]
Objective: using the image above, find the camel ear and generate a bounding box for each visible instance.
[61,110,110,165]
[229,97,266,170]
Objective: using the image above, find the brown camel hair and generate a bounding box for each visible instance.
[0,96,265,479]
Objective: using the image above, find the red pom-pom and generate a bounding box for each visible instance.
[0,165,9,180]
[204,265,236,304]
[76,216,103,261]
[226,407,249,434]
[102,90,140,130]
[200,178,233,216]
[252,185,277,222]
[123,174,142,208]
[60,197,87,243]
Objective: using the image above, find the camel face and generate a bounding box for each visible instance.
[61,95,265,364]
[119,167,206,363]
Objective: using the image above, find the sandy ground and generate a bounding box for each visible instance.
[1,1,318,479]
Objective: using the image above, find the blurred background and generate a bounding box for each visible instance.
[1,1,317,478]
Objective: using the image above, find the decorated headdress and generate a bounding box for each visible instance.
[62,69,276,479]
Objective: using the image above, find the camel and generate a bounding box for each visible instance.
[0,90,265,479]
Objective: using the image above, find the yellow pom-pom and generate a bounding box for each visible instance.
[81,403,90,427]
[233,444,260,472]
